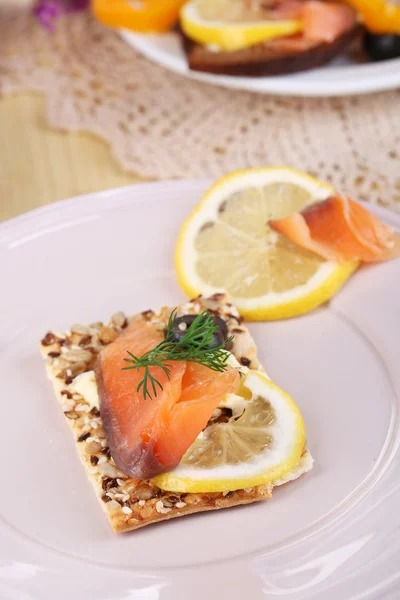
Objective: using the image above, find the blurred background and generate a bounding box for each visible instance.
[1,0,141,222]
[1,0,399,222]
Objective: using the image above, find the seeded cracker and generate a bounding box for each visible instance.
[40,294,313,533]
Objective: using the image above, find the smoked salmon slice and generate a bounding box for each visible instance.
[269,195,400,263]
[249,2,358,55]
[95,320,239,480]
[259,1,357,42]
[301,2,357,43]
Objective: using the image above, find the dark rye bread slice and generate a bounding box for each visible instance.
[181,25,360,77]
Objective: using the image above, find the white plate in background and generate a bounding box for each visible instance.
[121,29,400,97]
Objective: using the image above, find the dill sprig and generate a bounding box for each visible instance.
[122,309,234,400]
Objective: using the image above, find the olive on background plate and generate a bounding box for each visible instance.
[166,313,229,349]
[364,32,400,61]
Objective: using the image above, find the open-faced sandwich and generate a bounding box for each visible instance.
[179,0,359,75]
[93,0,400,74]
[93,0,400,75]
[40,294,312,533]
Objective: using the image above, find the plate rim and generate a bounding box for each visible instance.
[2,179,400,237]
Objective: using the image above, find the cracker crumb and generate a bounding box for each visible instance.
[99,326,118,345]
[112,311,127,328]
[156,500,172,514]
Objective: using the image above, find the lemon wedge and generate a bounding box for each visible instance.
[152,371,308,493]
[175,167,357,320]
[180,0,303,52]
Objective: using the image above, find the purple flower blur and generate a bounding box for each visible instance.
[34,0,89,30]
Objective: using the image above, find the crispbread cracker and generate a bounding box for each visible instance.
[40,293,312,533]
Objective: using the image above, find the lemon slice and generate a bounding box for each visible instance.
[180,0,302,52]
[152,371,307,493]
[175,167,357,320]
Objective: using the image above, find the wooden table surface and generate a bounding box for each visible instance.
[0,0,142,222]
[0,93,142,222]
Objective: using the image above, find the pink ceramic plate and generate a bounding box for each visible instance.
[1,180,399,600]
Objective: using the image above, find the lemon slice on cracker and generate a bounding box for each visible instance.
[153,371,310,493]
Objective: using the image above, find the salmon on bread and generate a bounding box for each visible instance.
[180,0,359,76]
